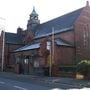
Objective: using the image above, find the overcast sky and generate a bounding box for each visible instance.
[0,0,88,33]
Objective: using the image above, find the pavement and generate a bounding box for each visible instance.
[0,72,90,88]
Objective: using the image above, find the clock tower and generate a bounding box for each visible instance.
[27,7,40,32]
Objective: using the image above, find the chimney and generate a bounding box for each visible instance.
[17,27,23,34]
[86,1,89,7]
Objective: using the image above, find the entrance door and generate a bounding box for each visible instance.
[29,57,34,75]
[24,56,34,75]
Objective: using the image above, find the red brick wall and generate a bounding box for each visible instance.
[35,31,74,45]
[54,45,75,65]
[75,5,90,62]
[38,37,75,66]
[4,44,23,66]
[58,31,74,45]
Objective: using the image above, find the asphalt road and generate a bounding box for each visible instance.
[0,77,52,90]
[0,77,89,90]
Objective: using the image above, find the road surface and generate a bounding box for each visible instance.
[0,77,89,90]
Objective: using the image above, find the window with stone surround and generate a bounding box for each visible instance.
[83,25,89,48]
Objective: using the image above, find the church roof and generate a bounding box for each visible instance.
[55,39,73,47]
[5,32,24,44]
[34,8,83,39]
[14,43,40,52]
[5,7,83,44]
[14,38,72,52]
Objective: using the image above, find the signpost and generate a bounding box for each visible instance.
[46,41,51,77]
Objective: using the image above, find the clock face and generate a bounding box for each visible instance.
[31,16,33,19]
[30,16,38,20]
[34,16,38,19]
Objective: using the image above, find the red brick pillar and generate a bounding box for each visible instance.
[15,64,20,74]
[87,65,90,79]
[52,65,59,76]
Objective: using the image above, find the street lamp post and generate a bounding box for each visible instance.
[1,31,5,72]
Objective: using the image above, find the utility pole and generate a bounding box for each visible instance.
[52,27,54,65]
[0,17,6,72]
[48,27,55,77]
[50,27,55,77]
[1,31,5,72]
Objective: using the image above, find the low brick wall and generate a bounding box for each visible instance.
[59,72,76,78]
[52,65,76,78]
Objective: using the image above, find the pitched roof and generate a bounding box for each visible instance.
[14,38,73,52]
[5,7,83,44]
[14,43,40,52]
[5,32,24,44]
[55,39,73,47]
[34,8,83,39]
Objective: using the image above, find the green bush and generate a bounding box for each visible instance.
[76,60,90,75]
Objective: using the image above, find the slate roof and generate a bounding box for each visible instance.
[55,39,73,47]
[5,32,24,44]
[14,38,73,52]
[34,8,83,39]
[5,7,83,44]
[15,43,40,52]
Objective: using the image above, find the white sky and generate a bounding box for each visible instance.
[0,0,89,33]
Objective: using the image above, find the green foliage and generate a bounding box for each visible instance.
[76,60,90,75]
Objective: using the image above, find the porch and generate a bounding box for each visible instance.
[14,43,45,76]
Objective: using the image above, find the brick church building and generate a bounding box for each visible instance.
[0,1,90,76]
